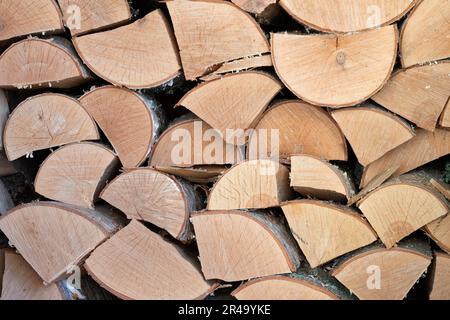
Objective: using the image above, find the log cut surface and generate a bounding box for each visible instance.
[429,252,450,300]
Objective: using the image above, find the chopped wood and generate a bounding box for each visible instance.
[440,98,450,128]
[34,143,119,208]
[191,210,301,281]
[425,214,450,254]
[428,252,450,300]
[231,0,281,24]
[430,178,450,201]
[271,25,398,107]
[154,165,226,184]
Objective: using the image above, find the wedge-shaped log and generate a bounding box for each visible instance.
[272,26,397,107]
[101,168,201,242]
[4,93,99,161]
[429,252,450,300]
[282,200,377,268]
[290,155,354,202]
[192,210,301,281]
[231,0,281,24]
[208,160,292,210]
[0,37,91,89]
[425,214,450,254]
[441,101,450,128]
[155,166,226,184]
[167,0,270,80]
[400,0,450,67]
[279,0,416,33]
[58,0,131,36]
[0,0,63,42]
[73,10,181,89]
[249,100,347,161]
[80,86,163,168]
[331,106,415,166]
[0,202,122,284]
[372,62,450,131]
[35,143,119,208]
[85,220,216,300]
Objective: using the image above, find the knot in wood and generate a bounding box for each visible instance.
[336,51,346,65]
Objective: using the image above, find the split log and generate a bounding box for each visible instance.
[231,0,281,24]
[430,178,450,201]
[428,252,450,300]
[0,180,13,214]
[425,214,450,254]
[80,86,165,168]
[0,37,91,89]
[155,166,226,184]
[290,155,355,202]
[281,200,377,268]
[85,220,217,300]
[0,0,64,43]
[58,0,132,36]
[149,118,244,168]
[372,62,450,131]
[177,72,282,145]
[271,25,398,107]
[100,168,202,242]
[331,106,415,166]
[34,143,119,208]
[191,210,301,281]
[248,100,347,161]
[3,93,99,161]
[331,239,432,300]
[400,0,450,68]
[358,173,449,248]
[0,202,123,284]
[207,159,293,210]
[279,0,416,33]
[73,10,181,89]
[441,100,450,128]
[361,129,450,188]
[166,0,270,80]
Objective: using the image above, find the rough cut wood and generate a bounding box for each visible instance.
[429,252,450,300]
[85,220,216,300]
[178,72,282,145]
[149,119,243,168]
[425,215,450,254]
[249,100,347,161]
[208,160,292,210]
[58,0,132,36]
[231,0,281,24]
[400,0,450,68]
[372,62,450,131]
[441,100,450,128]
[430,178,450,201]
[282,200,377,268]
[0,180,13,214]
[290,155,354,202]
[167,0,270,80]
[331,106,415,166]
[271,25,398,107]
[192,210,301,281]
[80,86,164,168]
[73,10,181,89]
[0,202,122,284]
[154,166,226,184]
[279,0,416,33]
[4,93,99,161]
[101,168,200,242]
[0,0,64,42]
[0,37,91,89]
[361,129,450,188]
[34,143,119,208]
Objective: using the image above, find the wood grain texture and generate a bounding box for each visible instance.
[429,252,450,300]
[154,166,226,184]
[425,214,450,254]
[441,99,450,127]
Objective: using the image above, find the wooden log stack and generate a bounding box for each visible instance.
[0,0,449,301]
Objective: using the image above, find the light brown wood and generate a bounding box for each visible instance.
[101,168,200,242]
[34,143,119,208]
[441,99,450,128]
[4,93,99,161]
[208,159,292,210]
[231,0,281,24]
[271,25,398,107]
[167,0,270,80]
[279,0,417,33]
[249,100,347,161]
[0,37,91,89]
[331,106,415,166]
[1,251,63,300]
[430,179,450,201]
[73,9,181,89]
[372,62,450,131]
[400,0,450,68]
[0,202,122,284]
[282,200,377,268]
[0,0,64,42]
[85,220,216,300]
[290,155,354,201]
[154,166,226,184]
[429,252,450,300]
[178,72,282,145]
[0,180,13,214]
[149,119,244,168]
[58,0,131,36]
[425,215,450,254]
[192,210,301,281]
[361,129,450,188]
[80,86,163,168]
